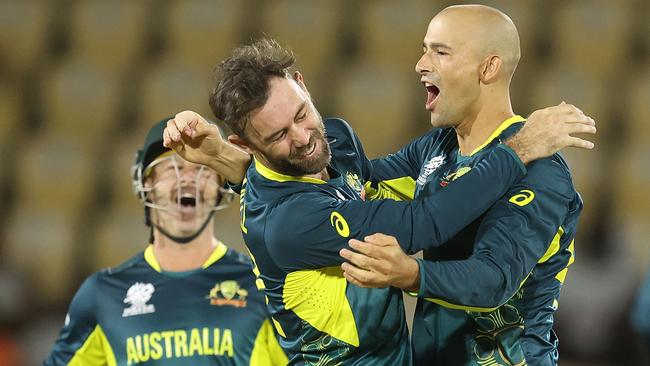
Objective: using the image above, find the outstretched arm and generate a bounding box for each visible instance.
[341,157,578,312]
[162,110,251,184]
[162,103,596,188]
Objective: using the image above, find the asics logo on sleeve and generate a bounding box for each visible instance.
[509,189,535,207]
[330,212,350,238]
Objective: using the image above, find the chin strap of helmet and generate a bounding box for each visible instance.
[150,210,216,244]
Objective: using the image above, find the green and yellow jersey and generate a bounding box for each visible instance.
[238,118,529,365]
[371,116,582,366]
[44,242,288,366]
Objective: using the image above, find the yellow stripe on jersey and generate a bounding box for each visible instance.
[417,297,499,313]
[468,115,525,157]
[364,176,416,202]
[68,325,116,366]
[283,267,359,347]
[249,319,289,366]
[414,274,531,312]
[255,158,326,184]
[538,227,564,264]
[555,239,575,284]
[271,318,286,338]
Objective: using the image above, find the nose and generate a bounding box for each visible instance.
[290,126,311,147]
[415,52,431,75]
[178,169,192,185]
[177,164,199,185]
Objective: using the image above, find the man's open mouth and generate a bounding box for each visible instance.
[294,140,318,159]
[424,82,440,110]
[179,195,196,208]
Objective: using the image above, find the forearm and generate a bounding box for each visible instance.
[407,145,526,252]
[207,142,251,184]
[414,258,514,310]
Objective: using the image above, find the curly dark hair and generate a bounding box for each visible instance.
[209,38,295,138]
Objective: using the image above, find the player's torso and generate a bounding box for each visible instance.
[240,118,411,365]
[411,125,579,365]
[95,253,268,366]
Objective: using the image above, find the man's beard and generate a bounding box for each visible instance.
[268,125,331,176]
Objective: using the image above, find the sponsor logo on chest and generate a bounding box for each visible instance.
[417,155,446,186]
[123,282,156,317]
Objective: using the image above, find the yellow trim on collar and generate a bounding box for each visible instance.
[468,115,525,156]
[144,241,229,272]
[202,240,228,269]
[254,158,326,184]
[144,245,161,272]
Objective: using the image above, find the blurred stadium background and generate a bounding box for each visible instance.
[0,0,648,364]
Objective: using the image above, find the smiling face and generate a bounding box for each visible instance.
[236,76,331,176]
[144,154,221,237]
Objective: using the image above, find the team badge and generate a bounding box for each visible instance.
[417,155,446,186]
[122,282,156,317]
[439,166,472,187]
[345,171,365,200]
[207,281,248,308]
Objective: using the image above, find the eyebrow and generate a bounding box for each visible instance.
[423,42,452,50]
[262,101,307,143]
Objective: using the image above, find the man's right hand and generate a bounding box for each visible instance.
[163,110,250,184]
[505,102,597,164]
[163,110,226,166]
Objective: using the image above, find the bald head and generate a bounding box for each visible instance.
[416,4,523,129]
[433,4,521,80]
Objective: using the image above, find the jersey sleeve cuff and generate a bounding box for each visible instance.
[496,144,527,175]
[404,258,427,298]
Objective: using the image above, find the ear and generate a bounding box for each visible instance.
[293,71,309,91]
[228,134,256,155]
[479,55,502,84]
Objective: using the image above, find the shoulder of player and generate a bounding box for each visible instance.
[218,246,254,268]
[67,271,103,314]
[519,153,576,195]
[204,248,260,282]
[324,117,353,137]
[97,251,148,277]
[324,117,361,152]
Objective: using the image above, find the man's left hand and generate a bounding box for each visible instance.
[340,233,420,292]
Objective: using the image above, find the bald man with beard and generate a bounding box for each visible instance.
[339,5,587,365]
